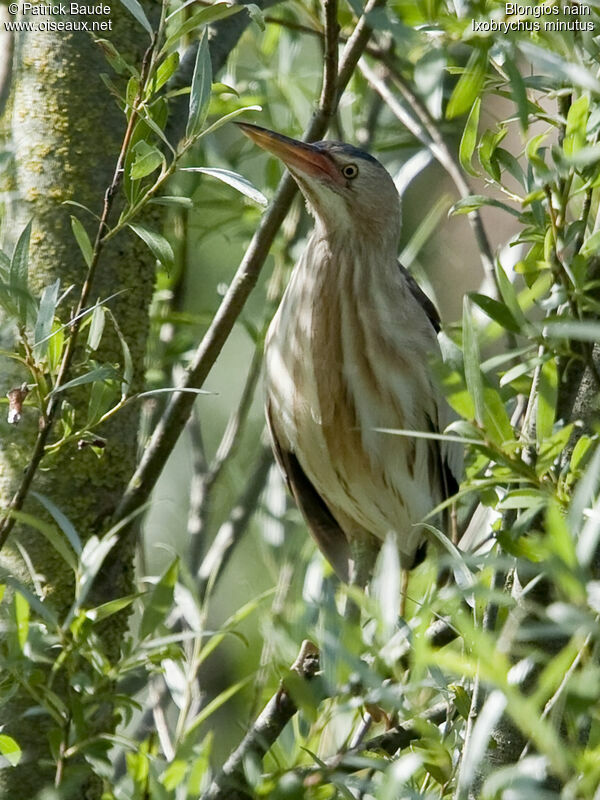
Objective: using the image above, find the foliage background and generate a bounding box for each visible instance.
[0,0,600,798]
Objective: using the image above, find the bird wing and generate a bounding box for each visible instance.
[397,260,441,333]
[266,399,351,581]
[397,260,460,513]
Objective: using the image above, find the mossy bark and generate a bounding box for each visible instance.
[0,11,156,798]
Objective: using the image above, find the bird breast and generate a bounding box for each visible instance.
[265,230,446,561]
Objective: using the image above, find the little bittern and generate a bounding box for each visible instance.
[238,122,461,591]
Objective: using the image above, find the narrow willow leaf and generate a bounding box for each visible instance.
[34,279,60,359]
[47,321,65,374]
[197,103,262,139]
[462,297,485,426]
[4,508,77,571]
[186,30,212,139]
[457,690,507,794]
[10,220,31,291]
[459,97,480,176]
[504,54,529,131]
[469,292,520,334]
[182,167,267,206]
[151,51,179,94]
[117,0,152,35]
[128,222,174,269]
[564,95,589,156]
[13,592,29,651]
[32,491,82,556]
[70,216,93,267]
[446,48,488,119]
[148,195,194,209]
[495,261,528,328]
[580,230,600,257]
[51,364,118,395]
[450,195,520,218]
[87,304,105,352]
[536,358,558,445]
[140,558,178,639]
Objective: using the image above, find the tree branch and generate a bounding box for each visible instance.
[200,639,321,800]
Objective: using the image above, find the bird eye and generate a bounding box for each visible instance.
[341,163,359,179]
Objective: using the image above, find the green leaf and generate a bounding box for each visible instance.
[446,48,488,120]
[564,95,589,157]
[117,0,152,35]
[34,279,60,359]
[459,97,480,176]
[196,104,262,139]
[494,261,528,329]
[70,216,94,267]
[140,558,178,639]
[87,304,105,352]
[32,491,82,556]
[10,221,33,324]
[128,222,174,269]
[504,54,529,132]
[51,364,118,395]
[130,141,164,180]
[163,3,241,50]
[4,508,77,571]
[580,230,600,257]
[13,592,29,651]
[0,734,21,767]
[450,195,520,218]
[536,358,558,445]
[186,30,212,140]
[47,321,65,374]
[10,220,31,293]
[149,195,193,209]
[182,167,267,207]
[150,51,179,95]
[462,297,485,426]
[469,293,521,334]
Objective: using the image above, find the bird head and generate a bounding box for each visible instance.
[237,122,402,247]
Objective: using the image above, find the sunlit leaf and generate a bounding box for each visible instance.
[70,216,94,267]
[182,167,267,206]
[128,222,174,269]
[186,30,212,140]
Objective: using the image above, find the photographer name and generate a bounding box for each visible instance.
[22,2,110,14]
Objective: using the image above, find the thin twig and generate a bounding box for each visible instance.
[200,640,321,800]
[0,39,157,550]
[198,444,273,600]
[112,0,388,535]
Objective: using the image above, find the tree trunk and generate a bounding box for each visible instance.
[0,16,154,798]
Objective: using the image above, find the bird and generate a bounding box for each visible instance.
[237,121,462,602]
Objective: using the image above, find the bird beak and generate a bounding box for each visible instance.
[236,122,343,186]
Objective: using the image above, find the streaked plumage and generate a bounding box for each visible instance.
[238,123,461,587]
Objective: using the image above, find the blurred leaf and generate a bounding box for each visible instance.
[504,53,529,131]
[457,690,507,794]
[117,0,152,35]
[149,195,193,209]
[536,358,558,445]
[182,167,267,207]
[186,30,212,140]
[518,41,600,94]
[564,95,589,156]
[128,222,174,269]
[446,48,488,119]
[10,220,33,324]
[580,230,600,257]
[183,676,252,740]
[13,592,29,651]
[0,734,21,767]
[34,279,60,359]
[459,98,480,176]
[140,558,179,639]
[70,216,93,267]
[462,297,485,425]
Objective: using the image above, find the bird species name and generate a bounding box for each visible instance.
[473,2,594,32]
